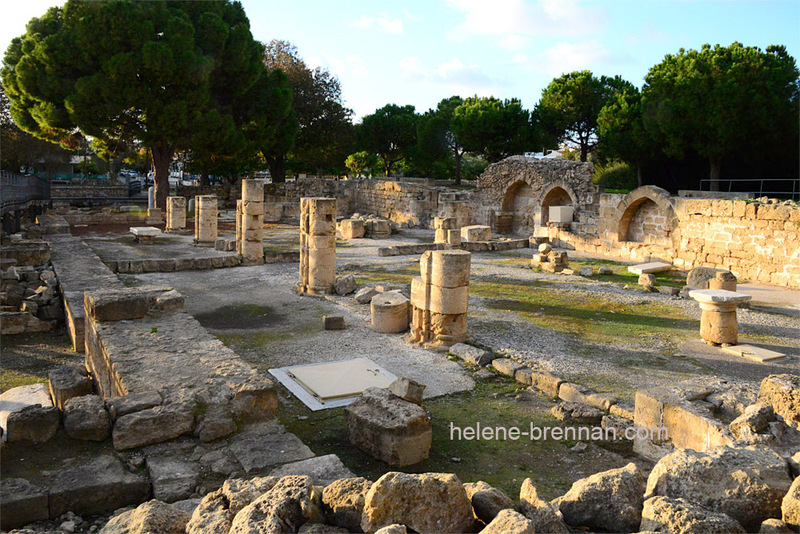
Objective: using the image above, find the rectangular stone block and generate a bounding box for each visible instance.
[549,206,574,223]
[0,478,49,530]
[340,219,365,239]
[461,225,491,242]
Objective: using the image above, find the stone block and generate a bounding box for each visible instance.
[638,273,657,286]
[551,402,604,424]
[758,374,800,430]
[686,266,729,290]
[528,370,564,398]
[324,315,346,330]
[49,455,149,518]
[333,274,357,296]
[491,358,525,378]
[105,391,162,421]
[354,286,378,304]
[449,343,494,366]
[0,311,53,334]
[345,388,431,467]
[228,421,315,474]
[147,456,201,503]
[461,225,491,242]
[548,206,574,224]
[0,478,49,531]
[559,383,616,411]
[63,394,111,441]
[269,454,356,487]
[340,219,365,239]
[48,365,93,410]
[0,383,59,444]
[388,377,426,406]
[628,262,672,275]
[112,402,195,450]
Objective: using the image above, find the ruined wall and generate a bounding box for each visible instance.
[673,198,800,287]
[476,157,599,236]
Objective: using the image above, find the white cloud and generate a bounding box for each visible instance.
[512,41,629,77]
[445,0,607,41]
[311,54,369,79]
[398,56,499,98]
[349,13,403,35]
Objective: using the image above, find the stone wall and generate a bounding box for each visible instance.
[51,184,128,200]
[475,157,599,236]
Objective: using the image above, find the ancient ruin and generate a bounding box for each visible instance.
[165,196,186,233]
[194,195,218,245]
[238,179,264,264]
[298,197,337,295]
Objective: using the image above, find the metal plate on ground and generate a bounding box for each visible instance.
[270,358,397,411]
[721,344,786,363]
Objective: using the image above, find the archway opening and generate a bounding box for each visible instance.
[620,198,670,243]
[540,186,573,225]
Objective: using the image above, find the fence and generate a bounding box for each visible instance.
[700,177,800,200]
[0,171,51,216]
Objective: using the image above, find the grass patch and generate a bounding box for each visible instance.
[279,376,595,500]
[569,259,686,288]
[471,278,696,345]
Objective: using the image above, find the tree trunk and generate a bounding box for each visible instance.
[580,142,588,162]
[709,157,722,192]
[384,158,391,177]
[150,141,172,211]
[200,173,210,187]
[266,156,286,183]
[636,164,643,187]
[454,147,462,186]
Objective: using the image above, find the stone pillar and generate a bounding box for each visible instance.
[239,180,264,264]
[298,197,336,295]
[194,195,218,245]
[235,199,243,255]
[165,196,186,232]
[371,293,410,333]
[689,289,752,346]
[433,217,457,244]
[147,187,155,210]
[407,249,471,349]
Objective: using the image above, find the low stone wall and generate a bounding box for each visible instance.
[83,286,278,451]
[47,235,125,351]
[51,184,128,200]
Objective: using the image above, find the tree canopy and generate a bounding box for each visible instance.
[357,104,417,176]
[537,71,634,162]
[641,42,799,189]
[414,96,469,184]
[263,40,354,180]
[1,0,294,208]
[451,96,531,163]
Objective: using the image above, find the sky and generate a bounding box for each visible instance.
[2,0,798,120]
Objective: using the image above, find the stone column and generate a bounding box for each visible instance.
[194,195,218,245]
[298,197,336,295]
[407,249,471,349]
[433,217,457,244]
[689,289,752,345]
[165,196,186,232]
[235,199,243,255]
[239,180,264,264]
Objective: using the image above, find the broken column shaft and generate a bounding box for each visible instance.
[165,196,186,232]
[408,249,471,349]
[239,179,264,264]
[299,197,337,295]
[194,195,218,245]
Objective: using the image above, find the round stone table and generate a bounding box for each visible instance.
[689,289,752,346]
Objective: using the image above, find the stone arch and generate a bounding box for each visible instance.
[538,181,579,226]
[498,180,536,234]
[615,186,677,243]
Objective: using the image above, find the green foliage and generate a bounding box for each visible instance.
[263,40,354,179]
[451,96,531,163]
[1,0,294,206]
[592,160,638,191]
[538,71,634,162]
[641,42,799,184]
[357,103,418,176]
[413,96,469,183]
[345,151,377,177]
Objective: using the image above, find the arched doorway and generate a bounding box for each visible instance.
[615,186,676,246]
[540,186,574,225]
[499,181,536,234]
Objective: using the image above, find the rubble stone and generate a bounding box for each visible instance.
[48,365,93,410]
[100,499,190,534]
[0,383,60,443]
[758,374,800,430]
[361,472,474,534]
[464,481,516,523]
[479,509,534,534]
[322,477,372,530]
[345,388,431,467]
[640,496,746,533]
[63,394,111,441]
[519,478,568,533]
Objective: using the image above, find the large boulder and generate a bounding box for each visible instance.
[783,476,800,529]
[686,267,728,290]
[186,476,279,534]
[322,477,372,530]
[361,472,475,534]
[333,275,357,296]
[640,496,746,533]
[645,446,793,531]
[519,478,568,533]
[478,509,535,534]
[345,388,431,466]
[63,394,111,441]
[463,481,516,523]
[100,500,190,534]
[229,475,315,534]
[553,462,644,532]
[758,374,800,430]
